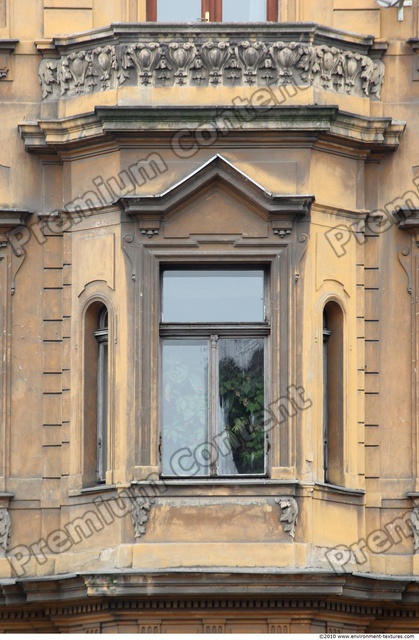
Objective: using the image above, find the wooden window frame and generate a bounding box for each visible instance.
[83,301,110,487]
[95,306,109,484]
[159,265,271,479]
[146,0,278,22]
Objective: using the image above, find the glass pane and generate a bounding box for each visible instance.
[162,340,208,476]
[96,340,108,483]
[218,338,265,474]
[157,0,201,21]
[222,0,267,21]
[101,342,108,476]
[162,269,264,323]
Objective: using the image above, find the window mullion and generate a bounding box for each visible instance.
[208,335,219,476]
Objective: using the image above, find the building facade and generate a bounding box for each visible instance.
[1,0,419,632]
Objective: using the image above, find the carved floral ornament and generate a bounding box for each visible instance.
[39,39,385,100]
[0,508,11,551]
[131,496,154,538]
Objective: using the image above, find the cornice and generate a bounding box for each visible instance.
[311,202,369,220]
[37,23,378,54]
[0,40,18,54]
[0,210,30,229]
[36,23,386,101]
[18,105,406,160]
[0,210,31,248]
[1,571,419,607]
[396,207,419,247]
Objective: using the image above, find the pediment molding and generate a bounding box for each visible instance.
[120,154,314,239]
[121,154,314,216]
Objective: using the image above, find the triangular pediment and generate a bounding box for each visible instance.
[121,155,314,223]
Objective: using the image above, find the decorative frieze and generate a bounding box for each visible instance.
[275,497,298,539]
[39,37,385,100]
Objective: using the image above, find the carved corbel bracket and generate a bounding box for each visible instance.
[410,513,419,552]
[139,219,161,239]
[0,210,32,257]
[122,231,137,282]
[0,508,11,552]
[0,494,13,553]
[272,220,293,238]
[275,496,298,539]
[120,198,161,242]
[131,495,155,539]
[0,40,18,80]
[398,246,412,294]
[396,208,419,294]
[271,213,311,283]
[0,209,32,294]
[406,493,419,552]
[397,208,419,247]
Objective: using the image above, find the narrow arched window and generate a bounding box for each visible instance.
[323,301,344,486]
[94,307,108,483]
[84,302,109,486]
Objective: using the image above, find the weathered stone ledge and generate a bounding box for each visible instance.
[18,106,406,160]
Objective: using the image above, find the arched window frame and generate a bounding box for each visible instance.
[82,299,112,487]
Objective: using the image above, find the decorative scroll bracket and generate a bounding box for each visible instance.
[398,246,412,294]
[396,208,419,294]
[122,231,137,282]
[131,496,155,539]
[0,210,32,295]
[275,496,298,539]
[410,512,419,552]
[0,508,11,552]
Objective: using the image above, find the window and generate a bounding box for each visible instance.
[95,307,109,483]
[146,0,278,22]
[323,301,344,486]
[160,267,269,477]
[83,302,109,486]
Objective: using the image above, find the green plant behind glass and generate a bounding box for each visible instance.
[219,344,265,474]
